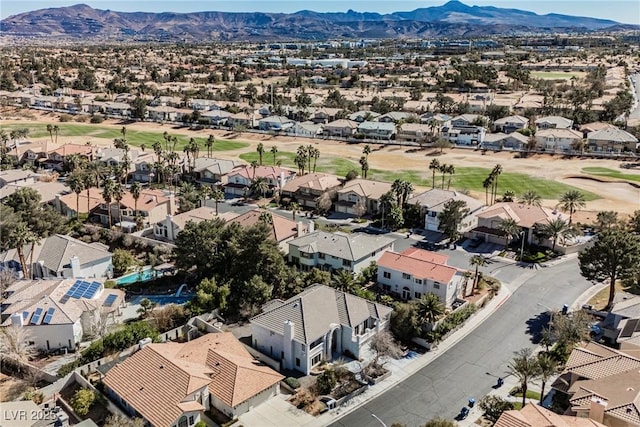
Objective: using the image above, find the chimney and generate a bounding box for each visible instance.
[308,221,315,233]
[279,171,286,190]
[297,221,304,237]
[70,256,81,278]
[168,194,177,214]
[54,194,62,214]
[165,215,174,241]
[283,320,295,371]
[589,398,607,423]
[138,337,153,349]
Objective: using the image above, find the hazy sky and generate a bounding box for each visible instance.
[1,0,639,24]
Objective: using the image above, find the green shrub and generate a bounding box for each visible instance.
[284,377,300,389]
[316,370,337,395]
[59,114,73,122]
[90,115,104,124]
[104,280,116,289]
[112,249,137,276]
[57,360,81,377]
[70,388,95,417]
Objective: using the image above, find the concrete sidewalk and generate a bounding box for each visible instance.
[238,285,513,427]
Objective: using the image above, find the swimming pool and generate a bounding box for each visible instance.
[115,268,157,285]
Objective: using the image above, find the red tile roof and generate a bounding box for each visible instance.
[377,249,457,283]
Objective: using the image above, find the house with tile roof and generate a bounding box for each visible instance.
[335,179,394,216]
[357,121,396,140]
[470,202,568,248]
[408,188,484,233]
[103,332,283,425]
[287,230,394,274]
[587,127,639,153]
[93,188,177,231]
[535,128,584,152]
[493,115,529,134]
[322,119,359,138]
[153,206,237,242]
[41,143,94,171]
[535,115,574,130]
[376,247,464,307]
[226,209,308,252]
[250,284,392,374]
[0,234,113,280]
[1,278,124,352]
[495,403,605,427]
[224,165,296,197]
[551,342,640,427]
[191,157,244,187]
[281,173,343,209]
[599,295,640,351]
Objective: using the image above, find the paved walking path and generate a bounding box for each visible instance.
[238,285,513,427]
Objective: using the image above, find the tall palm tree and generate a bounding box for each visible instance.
[469,255,487,295]
[519,190,542,207]
[46,124,54,144]
[311,147,320,173]
[290,202,300,221]
[256,142,265,165]
[379,191,395,229]
[445,164,455,190]
[363,144,371,160]
[359,156,369,179]
[53,125,59,145]
[211,187,225,215]
[491,164,502,205]
[250,160,259,180]
[130,181,142,228]
[537,354,558,406]
[539,217,574,252]
[559,190,586,225]
[102,179,114,229]
[270,146,278,165]
[508,348,541,408]
[391,179,413,207]
[331,269,355,292]
[416,293,445,325]
[7,222,38,279]
[251,177,270,199]
[482,176,493,206]
[498,218,521,250]
[67,171,85,219]
[429,158,440,189]
[205,135,215,158]
[439,163,447,189]
[112,182,124,231]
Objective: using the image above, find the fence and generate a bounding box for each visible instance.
[1,355,59,384]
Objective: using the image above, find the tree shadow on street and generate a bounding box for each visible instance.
[525,311,551,344]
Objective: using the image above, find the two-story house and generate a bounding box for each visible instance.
[192,157,244,188]
[335,179,393,216]
[251,285,393,375]
[322,119,359,138]
[587,127,639,153]
[224,165,296,197]
[287,230,394,274]
[95,189,177,231]
[407,189,484,233]
[258,115,294,131]
[280,173,342,209]
[357,121,396,140]
[535,128,584,152]
[43,143,94,171]
[377,247,464,307]
[396,123,434,145]
[153,206,238,242]
[493,115,529,133]
[534,115,573,130]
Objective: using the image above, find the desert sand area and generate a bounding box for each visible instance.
[2,112,639,216]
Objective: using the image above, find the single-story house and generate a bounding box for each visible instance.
[481,132,529,150]
[251,284,392,374]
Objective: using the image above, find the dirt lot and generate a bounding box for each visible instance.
[3,110,639,214]
[0,373,30,402]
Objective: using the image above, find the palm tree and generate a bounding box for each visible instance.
[205,134,215,158]
[539,218,574,252]
[290,202,300,221]
[359,156,369,179]
[428,158,440,189]
[508,348,541,408]
[363,144,371,160]
[439,163,447,189]
[46,124,54,144]
[391,179,413,207]
[102,179,114,229]
[67,171,85,219]
[559,190,586,225]
[469,255,487,295]
[537,354,558,406]
[53,125,59,144]
[211,187,225,215]
[519,190,542,207]
[112,182,124,231]
[251,177,270,199]
[502,190,515,202]
[332,269,355,292]
[379,191,395,229]
[270,146,278,165]
[445,164,455,190]
[498,218,521,250]
[491,164,502,205]
[482,176,493,206]
[7,222,38,279]
[311,147,320,173]
[250,160,259,180]
[416,293,445,325]
[130,181,142,228]
[257,143,265,165]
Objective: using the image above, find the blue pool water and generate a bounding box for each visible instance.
[115,268,157,285]
[130,295,193,306]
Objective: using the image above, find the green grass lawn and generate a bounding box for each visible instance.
[1,123,248,151]
[581,167,640,183]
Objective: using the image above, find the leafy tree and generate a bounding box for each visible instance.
[479,395,514,423]
[387,203,405,230]
[558,190,586,225]
[178,182,200,213]
[390,302,420,342]
[578,228,640,309]
[302,268,331,287]
[70,388,95,417]
[628,210,640,233]
[112,249,137,276]
[507,348,541,408]
[137,298,157,317]
[104,414,145,427]
[173,218,227,281]
[4,187,67,237]
[0,325,36,361]
[345,169,358,181]
[131,97,147,120]
[549,309,591,351]
[596,211,619,231]
[438,200,469,243]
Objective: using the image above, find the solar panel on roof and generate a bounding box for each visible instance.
[42,307,55,325]
[83,281,101,299]
[30,307,43,325]
[620,319,639,338]
[22,311,29,320]
[103,294,117,307]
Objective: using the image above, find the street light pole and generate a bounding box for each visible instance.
[371,413,388,427]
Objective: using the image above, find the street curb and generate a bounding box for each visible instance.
[570,282,608,311]
[320,286,513,426]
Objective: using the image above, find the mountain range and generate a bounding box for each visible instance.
[0,1,634,42]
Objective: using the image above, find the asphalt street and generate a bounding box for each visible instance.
[330,259,592,427]
[629,73,640,120]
